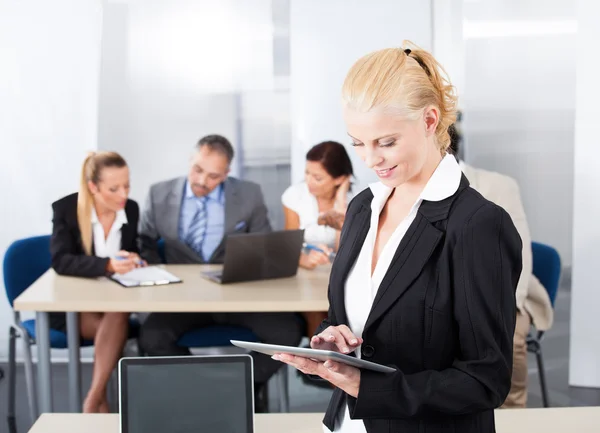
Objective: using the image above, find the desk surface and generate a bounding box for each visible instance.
[27,408,600,433]
[13,265,330,313]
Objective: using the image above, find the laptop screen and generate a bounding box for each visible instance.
[119,355,253,433]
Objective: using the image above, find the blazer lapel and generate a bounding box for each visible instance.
[362,175,470,331]
[223,178,241,234]
[330,201,371,326]
[364,213,443,330]
[163,177,202,262]
[163,177,186,241]
[208,179,237,262]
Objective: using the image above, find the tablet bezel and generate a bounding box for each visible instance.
[230,340,396,374]
[118,355,254,433]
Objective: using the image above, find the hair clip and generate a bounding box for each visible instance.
[404,48,412,56]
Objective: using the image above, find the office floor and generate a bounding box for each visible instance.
[2,281,599,433]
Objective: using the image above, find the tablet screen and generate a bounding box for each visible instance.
[120,356,253,433]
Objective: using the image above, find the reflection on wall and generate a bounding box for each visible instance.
[98,0,291,229]
[462,0,576,266]
[289,0,433,194]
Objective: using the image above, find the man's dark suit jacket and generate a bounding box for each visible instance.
[50,192,140,277]
[317,176,522,433]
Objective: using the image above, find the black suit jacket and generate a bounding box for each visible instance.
[50,193,140,277]
[318,176,522,433]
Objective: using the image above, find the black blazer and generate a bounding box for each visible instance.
[50,193,140,277]
[317,176,522,433]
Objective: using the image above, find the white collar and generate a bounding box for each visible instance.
[91,207,128,227]
[369,153,462,204]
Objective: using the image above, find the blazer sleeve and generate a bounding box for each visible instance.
[138,187,163,265]
[349,203,522,418]
[247,184,272,234]
[124,200,141,254]
[50,203,109,277]
[490,177,532,313]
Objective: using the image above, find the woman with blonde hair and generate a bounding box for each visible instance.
[50,151,144,413]
[274,42,522,433]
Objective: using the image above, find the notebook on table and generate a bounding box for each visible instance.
[110,266,182,287]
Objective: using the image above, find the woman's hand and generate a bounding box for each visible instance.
[299,245,332,270]
[273,353,361,398]
[311,325,362,354]
[128,252,147,268]
[334,176,351,212]
[318,209,345,230]
[106,250,145,274]
[273,325,363,396]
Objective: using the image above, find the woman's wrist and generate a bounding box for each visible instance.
[105,259,114,274]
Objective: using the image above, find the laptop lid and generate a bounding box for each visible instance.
[119,355,253,433]
[218,229,304,284]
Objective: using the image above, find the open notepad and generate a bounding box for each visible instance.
[110,266,182,287]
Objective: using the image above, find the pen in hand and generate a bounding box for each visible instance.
[113,255,144,266]
[302,243,336,262]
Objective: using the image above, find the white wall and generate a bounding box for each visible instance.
[431,0,464,99]
[462,0,576,266]
[289,0,432,193]
[0,0,102,360]
[97,0,277,204]
[569,0,600,388]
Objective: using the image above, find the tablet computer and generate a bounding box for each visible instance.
[230,340,396,374]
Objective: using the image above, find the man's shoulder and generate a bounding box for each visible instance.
[463,163,519,197]
[226,177,261,194]
[149,177,185,197]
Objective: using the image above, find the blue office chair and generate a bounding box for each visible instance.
[527,241,562,408]
[4,235,138,426]
[177,326,289,412]
[156,238,290,412]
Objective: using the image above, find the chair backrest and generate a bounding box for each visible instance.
[531,241,561,307]
[3,235,52,307]
[157,238,167,264]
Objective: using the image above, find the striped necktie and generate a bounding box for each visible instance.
[185,197,208,259]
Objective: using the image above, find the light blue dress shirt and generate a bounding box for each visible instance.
[179,181,225,261]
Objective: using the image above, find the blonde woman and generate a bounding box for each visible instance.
[273,42,522,433]
[50,151,144,413]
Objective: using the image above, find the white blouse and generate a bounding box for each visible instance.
[91,207,128,258]
[282,182,353,248]
[324,154,462,433]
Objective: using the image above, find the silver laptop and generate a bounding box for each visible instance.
[118,355,254,433]
[202,229,304,284]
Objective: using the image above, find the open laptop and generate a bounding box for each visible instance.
[119,355,254,433]
[201,229,304,284]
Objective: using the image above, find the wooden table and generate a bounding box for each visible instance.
[13,265,330,415]
[27,408,600,433]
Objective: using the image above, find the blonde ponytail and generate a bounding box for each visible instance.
[77,152,95,255]
[76,151,129,255]
[342,40,458,154]
[403,42,457,153]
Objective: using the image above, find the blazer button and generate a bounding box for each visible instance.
[362,345,375,358]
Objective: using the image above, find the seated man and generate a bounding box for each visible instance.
[138,134,303,412]
[449,124,554,408]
